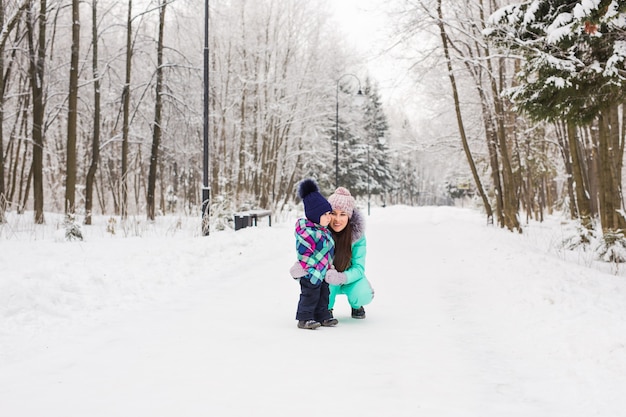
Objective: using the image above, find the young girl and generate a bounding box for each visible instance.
[293,179,338,329]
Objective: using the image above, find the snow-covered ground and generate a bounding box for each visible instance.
[1,205,626,416]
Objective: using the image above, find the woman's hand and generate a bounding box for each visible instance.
[325,269,347,285]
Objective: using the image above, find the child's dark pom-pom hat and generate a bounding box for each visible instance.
[298,179,332,225]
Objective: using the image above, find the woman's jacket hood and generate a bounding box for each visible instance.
[350,208,365,244]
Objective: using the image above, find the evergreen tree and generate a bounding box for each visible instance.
[362,78,393,197]
[487,0,626,233]
[337,77,393,199]
[487,0,626,123]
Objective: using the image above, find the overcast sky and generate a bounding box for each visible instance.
[329,0,418,109]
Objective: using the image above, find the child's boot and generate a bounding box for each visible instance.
[297,320,321,329]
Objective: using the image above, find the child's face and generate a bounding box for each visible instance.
[319,212,332,227]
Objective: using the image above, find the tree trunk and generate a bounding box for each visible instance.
[85,0,101,225]
[27,0,47,224]
[491,61,521,232]
[0,1,30,221]
[147,0,166,221]
[581,126,599,217]
[596,108,626,232]
[607,105,626,230]
[611,105,625,215]
[65,0,79,215]
[565,120,592,228]
[0,1,5,223]
[121,0,132,219]
[554,121,577,219]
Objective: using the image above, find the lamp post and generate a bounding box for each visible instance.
[201,0,210,236]
[335,74,363,189]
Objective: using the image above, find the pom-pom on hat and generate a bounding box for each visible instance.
[298,178,332,224]
[328,187,356,218]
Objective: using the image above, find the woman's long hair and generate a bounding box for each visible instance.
[331,220,353,272]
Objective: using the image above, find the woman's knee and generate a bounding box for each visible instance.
[347,280,373,307]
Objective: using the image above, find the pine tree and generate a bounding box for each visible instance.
[487,0,626,233]
[333,81,367,191]
[487,0,626,123]
[337,78,394,199]
[362,78,393,197]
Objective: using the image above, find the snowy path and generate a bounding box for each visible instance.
[2,206,626,416]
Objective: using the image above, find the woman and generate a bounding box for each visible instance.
[324,187,374,319]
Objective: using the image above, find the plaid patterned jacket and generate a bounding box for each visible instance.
[294,218,335,285]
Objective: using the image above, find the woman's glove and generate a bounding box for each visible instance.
[325,269,347,285]
[289,261,308,279]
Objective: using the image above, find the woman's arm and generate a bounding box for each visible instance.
[343,236,366,284]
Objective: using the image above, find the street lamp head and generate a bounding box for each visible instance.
[353,89,367,107]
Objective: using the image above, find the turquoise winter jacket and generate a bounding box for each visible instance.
[343,235,366,284]
[338,208,366,285]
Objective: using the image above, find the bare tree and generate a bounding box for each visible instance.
[121,0,132,219]
[565,121,592,228]
[27,0,47,224]
[147,0,166,220]
[64,0,79,215]
[0,0,31,221]
[85,0,101,225]
[0,0,360,221]
[0,1,6,223]
[206,0,342,209]
[435,0,493,224]
[597,106,626,232]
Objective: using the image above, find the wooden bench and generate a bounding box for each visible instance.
[233,209,272,231]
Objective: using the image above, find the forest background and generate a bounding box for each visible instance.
[1,0,626,252]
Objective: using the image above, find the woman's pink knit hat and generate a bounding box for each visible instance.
[328,187,356,218]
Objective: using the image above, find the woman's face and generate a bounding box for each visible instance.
[330,210,349,232]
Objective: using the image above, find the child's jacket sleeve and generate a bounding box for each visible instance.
[294,219,334,284]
